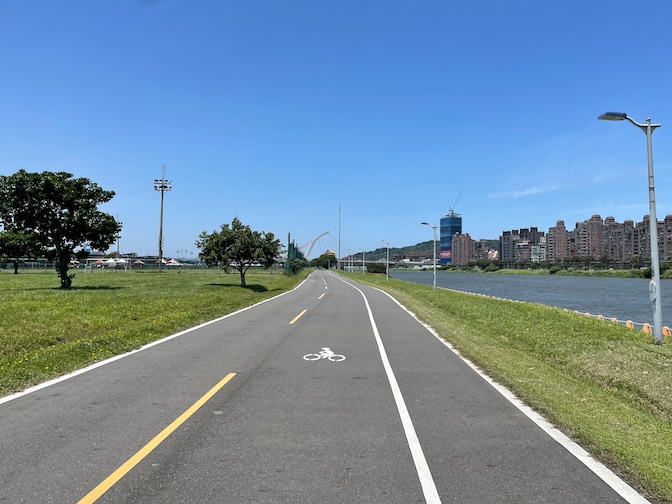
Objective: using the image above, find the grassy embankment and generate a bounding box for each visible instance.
[0,268,308,397]
[344,271,672,504]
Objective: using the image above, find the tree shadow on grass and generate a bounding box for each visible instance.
[25,286,124,291]
[207,283,272,293]
[70,286,124,291]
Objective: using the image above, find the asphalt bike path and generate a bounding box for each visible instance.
[334,273,644,503]
[0,271,649,503]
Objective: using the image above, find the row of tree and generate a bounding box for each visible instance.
[0,170,286,288]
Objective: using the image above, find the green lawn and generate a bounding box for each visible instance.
[344,271,672,503]
[0,268,308,396]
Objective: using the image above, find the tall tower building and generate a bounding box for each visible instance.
[452,233,477,266]
[439,210,462,264]
[575,215,604,259]
[546,220,571,262]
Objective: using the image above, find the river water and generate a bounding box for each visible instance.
[390,270,672,328]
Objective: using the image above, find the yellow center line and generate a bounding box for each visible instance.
[318,293,325,300]
[78,372,237,504]
[289,309,308,324]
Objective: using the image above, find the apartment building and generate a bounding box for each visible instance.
[497,214,672,266]
[575,215,604,259]
[452,233,477,266]
[500,230,518,262]
[546,220,571,262]
[499,227,545,263]
[531,236,546,263]
[603,217,635,263]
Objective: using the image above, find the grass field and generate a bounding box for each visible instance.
[343,271,672,504]
[0,268,308,397]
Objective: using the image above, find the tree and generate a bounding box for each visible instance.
[365,262,387,274]
[0,170,120,288]
[196,217,281,287]
[0,229,44,274]
[289,257,308,274]
[630,254,643,270]
[309,253,336,269]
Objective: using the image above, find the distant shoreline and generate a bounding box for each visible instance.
[444,268,650,279]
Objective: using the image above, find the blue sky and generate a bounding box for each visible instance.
[2,1,672,259]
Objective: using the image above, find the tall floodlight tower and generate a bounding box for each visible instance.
[154,165,172,273]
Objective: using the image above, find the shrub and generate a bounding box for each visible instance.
[366,263,388,274]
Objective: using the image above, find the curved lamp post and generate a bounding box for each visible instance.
[421,222,437,290]
[599,111,663,344]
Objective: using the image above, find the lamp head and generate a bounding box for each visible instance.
[421,222,429,226]
[598,112,628,121]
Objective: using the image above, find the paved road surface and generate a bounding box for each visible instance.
[0,271,650,503]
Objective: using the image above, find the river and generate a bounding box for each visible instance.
[390,270,672,328]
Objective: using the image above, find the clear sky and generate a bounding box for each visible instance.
[2,1,672,259]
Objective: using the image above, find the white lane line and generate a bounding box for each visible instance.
[372,285,650,504]
[336,276,442,504]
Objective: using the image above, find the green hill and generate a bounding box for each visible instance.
[356,240,434,261]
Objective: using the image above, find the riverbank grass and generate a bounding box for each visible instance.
[0,269,307,396]
[345,272,672,503]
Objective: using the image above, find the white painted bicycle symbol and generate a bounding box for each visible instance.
[303,347,346,362]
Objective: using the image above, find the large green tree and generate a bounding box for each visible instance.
[0,170,120,288]
[196,217,281,286]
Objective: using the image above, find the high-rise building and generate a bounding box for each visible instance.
[439,210,462,264]
[603,216,635,263]
[636,215,667,262]
[499,230,519,262]
[546,220,571,262]
[664,216,672,261]
[575,215,604,259]
[452,233,477,266]
[531,236,546,263]
[499,227,544,263]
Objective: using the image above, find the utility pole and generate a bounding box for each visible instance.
[338,204,341,271]
[154,165,171,273]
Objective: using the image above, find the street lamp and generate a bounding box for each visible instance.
[599,111,663,344]
[381,240,390,281]
[421,222,437,290]
[362,249,365,275]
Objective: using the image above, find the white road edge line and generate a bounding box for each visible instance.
[335,274,442,504]
[0,274,314,406]
[370,283,651,504]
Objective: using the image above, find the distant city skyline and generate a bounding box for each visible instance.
[448,211,672,267]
